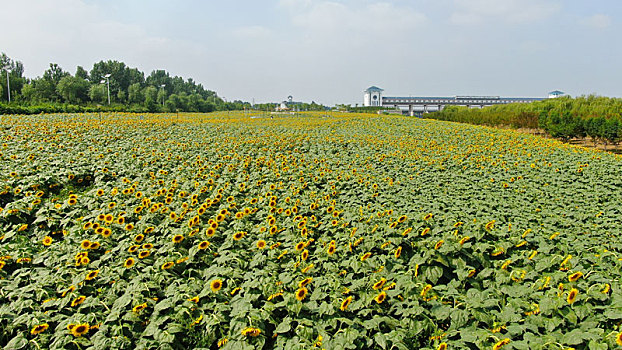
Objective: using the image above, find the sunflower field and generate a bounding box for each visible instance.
[1,112,621,350]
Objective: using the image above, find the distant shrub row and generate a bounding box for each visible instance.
[430,95,622,147]
[0,103,158,115]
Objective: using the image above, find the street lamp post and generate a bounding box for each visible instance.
[100,74,111,105]
[4,68,10,103]
[160,84,166,106]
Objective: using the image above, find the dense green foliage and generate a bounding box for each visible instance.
[1,112,621,349]
[0,53,253,113]
[431,96,622,147]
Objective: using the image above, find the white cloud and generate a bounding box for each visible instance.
[580,14,612,29]
[0,0,209,78]
[449,0,561,25]
[284,1,427,48]
[232,26,273,40]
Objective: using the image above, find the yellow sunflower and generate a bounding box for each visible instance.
[567,288,579,304]
[372,278,387,290]
[210,279,223,292]
[71,295,86,307]
[70,323,90,337]
[132,302,147,312]
[85,270,99,281]
[30,323,49,335]
[124,257,135,268]
[298,277,313,288]
[394,246,402,258]
[492,338,510,350]
[340,296,353,311]
[80,240,91,249]
[568,272,583,282]
[42,236,53,246]
[241,327,261,337]
[295,287,308,301]
[374,291,387,304]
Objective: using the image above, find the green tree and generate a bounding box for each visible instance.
[89,84,108,104]
[1,52,26,102]
[28,78,57,102]
[128,83,144,104]
[57,76,90,104]
[41,63,69,102]
[143,86,158,112]
[157,88,167,107]
[75,66,89,80]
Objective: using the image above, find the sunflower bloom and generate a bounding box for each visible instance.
[567,272,583,282]
[327,244,336,255]
[70,323,89,337]
[340,296,353,311]
[31,323,49,335]
[71,295,86,307]
[299,277,313,288]
[374,291,387,304]
[132,302,147,312]
[421,284,432,297]
[295,287,308,301]
[372,278,387,290]
[459,236,470,245]
[492,338,510,350]
[210,279,223,292]
[124,257,135,268]
[85,270,99,281]
[42,236,53,246]
[567,288,579,304]
[394,246,402,258]
[241,327,261,337]
[80,240,91,249]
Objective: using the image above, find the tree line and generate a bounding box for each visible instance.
[0,52,252,114]
[429,95,622,148]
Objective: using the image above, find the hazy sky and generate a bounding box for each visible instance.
[1,0,620,105]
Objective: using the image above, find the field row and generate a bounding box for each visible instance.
[1,112,621,349]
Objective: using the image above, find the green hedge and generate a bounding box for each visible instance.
[430,96,622,147]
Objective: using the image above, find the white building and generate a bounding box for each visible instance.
[548,90,565,98]
[363,86,384,107]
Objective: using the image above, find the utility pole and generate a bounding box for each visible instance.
[100,74,111,105]
[5,69,10,103]
[160,84,166,106]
